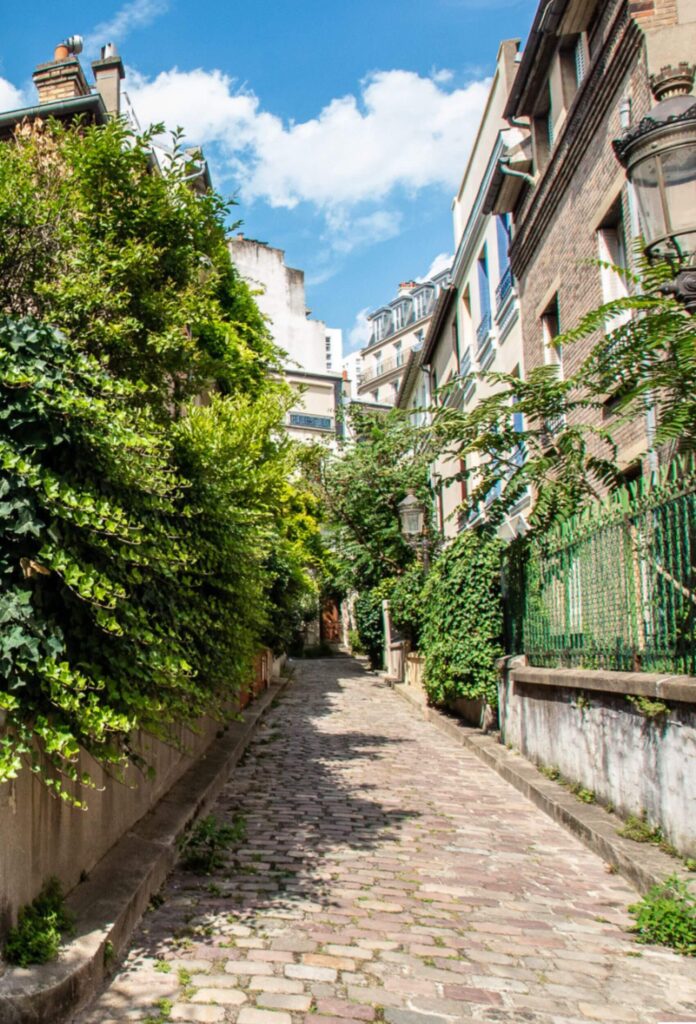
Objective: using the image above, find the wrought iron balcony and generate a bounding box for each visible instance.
[360,346,414,385]
[495,265,514,312]
[288,412,333,431]
[476,310,492,350]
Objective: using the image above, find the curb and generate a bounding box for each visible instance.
[0,677,290,1024]
[386,678,689,896]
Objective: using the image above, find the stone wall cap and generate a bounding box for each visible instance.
[509,664,696,703]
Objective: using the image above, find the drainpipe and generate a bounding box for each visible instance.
[499,158,536,189]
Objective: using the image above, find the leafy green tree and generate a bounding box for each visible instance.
[318,407,434,593]
[315,407,435,661]
[0,119,316,797]
[432,254,695,533]
[0,118,278,413]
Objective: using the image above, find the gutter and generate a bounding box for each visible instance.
[503,0,570,119]
[0,92,108,131]
[421,286,457,366]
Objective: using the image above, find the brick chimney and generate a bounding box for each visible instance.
[91,43,125,116]
[33,37,90,104]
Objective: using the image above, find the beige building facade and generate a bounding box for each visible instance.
[399,40,530,540]
[228,235,344,446]
[358,271,450,407]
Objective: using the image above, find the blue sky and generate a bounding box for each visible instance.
[0,0,537,352]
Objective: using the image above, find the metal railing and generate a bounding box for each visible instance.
[496,266,514,312]
[360,346,414,385]
[288,412,333,431]
[505,460,696,674]
[476,310,492,349]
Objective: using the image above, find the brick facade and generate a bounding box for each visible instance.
[502,0,694,474]
[32,57,91,104]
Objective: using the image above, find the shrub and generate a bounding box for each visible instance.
[0,120,320,797]
[179,814,246,873]
[4,877,74,966]
[629,875,696,955]
[420,529,504,708]
[355,588,386,669]
[348,629,365,655]
[389,562,427,648]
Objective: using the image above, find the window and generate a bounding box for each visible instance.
[559,36,585,110]
[452,318,460,373]
[496,215,511,276]
[392,380,399,398]
[414,289,431,321]
[597,197,630,320]
[541,295,564,438]
[372,389,379,402]
[394,303,404,330]
[541,293,562,373]
[574,35,587,86]
[476,246,492,348]
[394,340,403,366]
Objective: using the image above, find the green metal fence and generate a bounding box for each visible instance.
[506,461,696,675]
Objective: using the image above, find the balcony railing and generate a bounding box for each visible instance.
[476,310,492,350]
[495,266,514,311]
[288,413,333,431]
[360,346,414,385]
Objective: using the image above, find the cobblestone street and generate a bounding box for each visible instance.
[75,658,696,1024]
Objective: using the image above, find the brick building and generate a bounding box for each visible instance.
[484,0,696,479]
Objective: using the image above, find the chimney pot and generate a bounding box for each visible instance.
[34,40,90,104]
[91,44,125,116]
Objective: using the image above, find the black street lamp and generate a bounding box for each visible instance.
[613,63,696,311]
[397,489,430,570]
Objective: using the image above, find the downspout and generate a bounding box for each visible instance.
[499,158,537,190]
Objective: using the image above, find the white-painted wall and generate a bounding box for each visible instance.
[229,236,335,376]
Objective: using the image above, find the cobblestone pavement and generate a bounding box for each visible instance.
[75,658,696,1024]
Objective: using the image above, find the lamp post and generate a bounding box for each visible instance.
[612,63,696,311]
[398,489,430,571]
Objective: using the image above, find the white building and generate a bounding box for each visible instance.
[324,328,343,375]
[341,349,363,399]
[398,40,529,540]
[357,270,451,407]
[228,235,344,444]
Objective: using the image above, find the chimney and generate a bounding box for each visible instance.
[91,43,125,116]
[398,280,418,295]
[33,36,90,104]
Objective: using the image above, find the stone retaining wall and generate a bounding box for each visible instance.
[498,659,696,856]
[0,650,283,939]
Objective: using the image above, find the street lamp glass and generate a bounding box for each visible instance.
[632,155,666,244]
[398,493,424,538]
[613,67,696,267]
[662,144,696,245]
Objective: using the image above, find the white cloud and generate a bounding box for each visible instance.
[127,67,490,211]
[325,208,403,256]
[421,252,453,281]
[0,77,26,112]
[85,0,169,56]
[348,308,372,352]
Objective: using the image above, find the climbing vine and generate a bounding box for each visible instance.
[419,529,504,708]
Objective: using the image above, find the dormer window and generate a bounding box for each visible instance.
[413,289,431,321]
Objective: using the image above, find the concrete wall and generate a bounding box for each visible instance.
[229,236,334,376]
[498,663,696,856]
[0,653,279,938]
